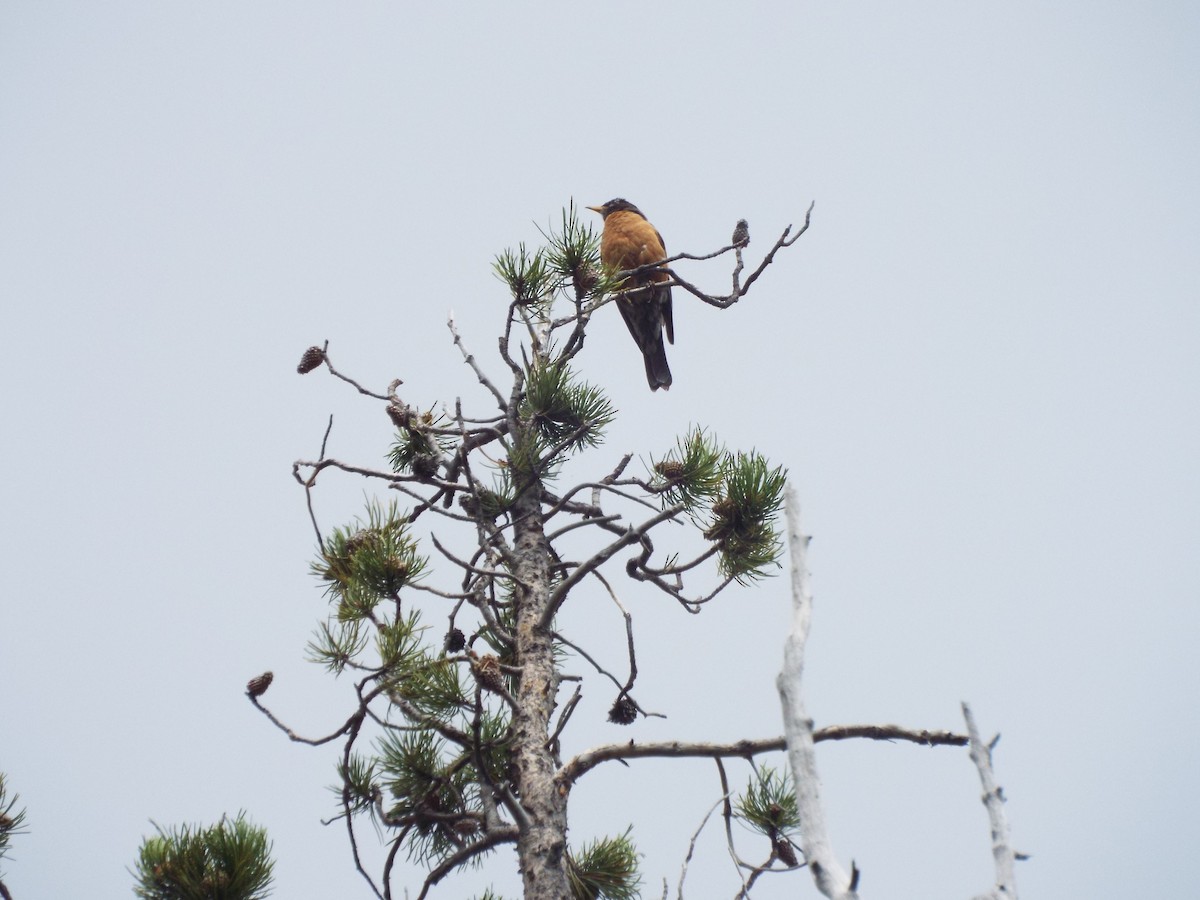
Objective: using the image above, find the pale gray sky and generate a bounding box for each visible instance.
[2,2,1197,898]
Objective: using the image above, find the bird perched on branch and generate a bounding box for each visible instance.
[586,199,674,391]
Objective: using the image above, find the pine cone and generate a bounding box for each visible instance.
[711,497,738,519]
[654,460,685,481]
[444,628,466,652]
[472,654,505,694]
[773,834,798,867]
[296,346,325,374]
[607,695,638,725]
[344,529,374,554]
[246,671,274,698]
[387,404,410,430]
[383,556,409,581]
[572,264,599,299]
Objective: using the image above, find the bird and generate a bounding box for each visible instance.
[586,199,674,391]
[731,219,750,248]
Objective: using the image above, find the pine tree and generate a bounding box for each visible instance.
[255,203,814,898]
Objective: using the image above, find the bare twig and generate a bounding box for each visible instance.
[716,758,753,896]
[413,826,521,900]
[676,791,730,900]
[247,697,362,746]
[323,348,392,401]
[592,569,638,693]
[449,312,507,409]
[300,414,334,546]
[540,503,686,627]
[547,684,582,752]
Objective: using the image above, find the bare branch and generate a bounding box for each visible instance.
[448,311,507,409]
[592,569,638,693]
[414,826,521,900]
[777,485,858,900]
[432,533,524,586]
[556,724,966,787]
[541,503,686,628]
[247,696,362,746]
[300,414,334,546]
[716,758,753,896]
[322,346,392,401]
[963,702,1020,900]
[676,790,730,900]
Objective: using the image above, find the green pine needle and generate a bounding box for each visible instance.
[494,243,554,315]
[387,407,455,475]
[705,450,788,583]
[734,767,800,836]
[132,813,274,900]
[566,828,641,900]
[311,500,428,611]
[305,619,368,674]
[0,773,29,870]
[540,201,604,301]
[653,427,726,510]
[519,359,616,455]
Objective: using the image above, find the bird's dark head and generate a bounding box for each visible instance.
[586,198,644,219]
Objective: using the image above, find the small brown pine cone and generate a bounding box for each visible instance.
[472,654,505,694]
[386,404,410,429]
[572,264,599,299]
[0,814,13,832]
[607,695,638,725]
[246,671,274,698]
[444,628,466,652]
[655,460,685,481]
[773,834,798,867]
[297,346,325,374]
[344,530,370,554]
[711,497,737,519]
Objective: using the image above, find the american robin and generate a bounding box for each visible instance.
[586,199,674,391]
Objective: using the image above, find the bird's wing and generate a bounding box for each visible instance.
[649,227,674,345]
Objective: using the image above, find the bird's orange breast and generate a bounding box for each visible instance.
[600,210,668,273]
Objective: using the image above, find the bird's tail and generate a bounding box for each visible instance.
[642,339,672,391]
[617,288,673,391]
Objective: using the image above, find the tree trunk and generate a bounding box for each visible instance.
[509,482,570,899]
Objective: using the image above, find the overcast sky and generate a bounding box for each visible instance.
[2,3,1197,898]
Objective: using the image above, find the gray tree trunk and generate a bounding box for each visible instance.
[510,484,570,899]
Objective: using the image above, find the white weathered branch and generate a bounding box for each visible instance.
[777,485,860,899]
[963,702,1019,900]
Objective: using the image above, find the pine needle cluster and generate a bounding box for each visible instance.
[734,767,802,866]
[519,360,616,456]
[132,813,274,900]
[388,406,455,477]
[493,243,554,315]
[654,429,788,582]
[566,828,641,900]
[0,773,28,882]
[311,500,427,615]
